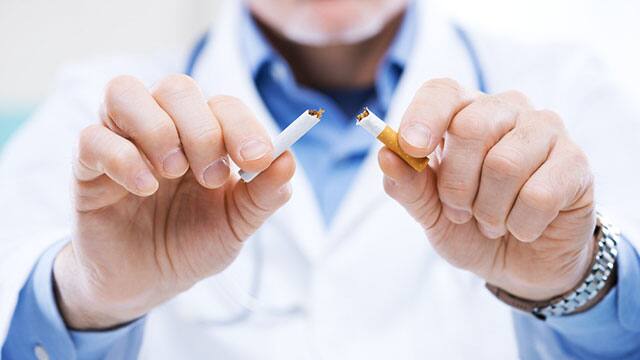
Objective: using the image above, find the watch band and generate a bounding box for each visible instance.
[486,213,620,319]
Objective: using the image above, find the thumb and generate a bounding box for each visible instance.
[378,147,443,230]
[227,151,296,240]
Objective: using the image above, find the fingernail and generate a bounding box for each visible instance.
[444,206,472,224]
[239,139,271,161]
[401,123,431,149]
[135,170,158,194]
[203,157,230,188]
[163,148,189,177]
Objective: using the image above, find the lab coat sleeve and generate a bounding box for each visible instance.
[0,68,90,348]
[505,50,640,359]
[0,55,177,352]
[2,240,145,360]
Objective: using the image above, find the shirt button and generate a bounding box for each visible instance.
[33,345,50,360]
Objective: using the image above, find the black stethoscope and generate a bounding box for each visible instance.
[183,24,487,327]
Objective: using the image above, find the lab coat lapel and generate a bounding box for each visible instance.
[192,0,327,262]
[328,2,482,247]
[192,0,484,260]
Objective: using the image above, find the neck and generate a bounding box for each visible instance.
[254,12,405,90]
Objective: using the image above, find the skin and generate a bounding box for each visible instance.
[55,75,296,328]
[54,0,596,330]
[247,0,409,46]
[382,81,595,300]
[254,12,404,89]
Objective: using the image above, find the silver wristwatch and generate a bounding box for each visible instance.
[532,214,620,318]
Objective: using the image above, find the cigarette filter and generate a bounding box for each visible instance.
[239,109,324,182]
[356,108,429,172]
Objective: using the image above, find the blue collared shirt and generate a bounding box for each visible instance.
[240,5,414,224]
[3,4,640,359]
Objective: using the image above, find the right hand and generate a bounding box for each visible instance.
[53,74,295,330]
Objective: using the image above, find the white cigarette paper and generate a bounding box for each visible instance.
[356,108,387,138]
[239,109,323,182]
[356,107,429,172]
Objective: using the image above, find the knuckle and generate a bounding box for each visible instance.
[450,104,490,140]
[582,170,595,191]
[511,120,538,143]
[536,109,565,130]
[479,95,509,108]
[408,78,468,132]
[188,124,223,151]
[563,146,594,193]
[483,150,525,180]
[78,125,103,157]
[422,78,462,94]
[104,75,142,108]
[519,183,557,213]
[79,124,101,144]
[154,74,198,101]
[106,142,137,171]
[449,97,514,141]
[564,144,590,166]
[207,95,243,111]
[499,90,530,106]
[438,176,470,200]
[146,119,176,140]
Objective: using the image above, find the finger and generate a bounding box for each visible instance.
[506,141,594,242]
[473,110,562,238]
[208,96,274,173]
[378,148,442,230]
[437,95,520,224]
[398,78,477,158]
[495,90,533,108]
[104,75,189,179]
[152,75,229,189]
[75,175,129,212]
[227,151,296,240]
[379,148,505,278]
[76,124,159,198]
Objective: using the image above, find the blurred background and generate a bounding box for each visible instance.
[1,0,639,150]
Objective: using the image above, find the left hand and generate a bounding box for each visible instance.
[379,78,596,301]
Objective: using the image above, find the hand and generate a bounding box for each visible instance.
[54,75,295,329]
[379,78,596,301]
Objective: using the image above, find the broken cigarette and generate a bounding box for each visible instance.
[356,107,429,172]
[239,109,324,182]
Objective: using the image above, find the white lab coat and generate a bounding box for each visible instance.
[1,1,639,359]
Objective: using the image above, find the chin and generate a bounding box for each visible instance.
[303,1,364,30]
[249,0,409,46]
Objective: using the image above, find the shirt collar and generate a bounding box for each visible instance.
[239,2,417,81]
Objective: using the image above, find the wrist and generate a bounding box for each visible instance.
[512,237,596,301]
[53,244,141,330]
[487,213,620,318]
